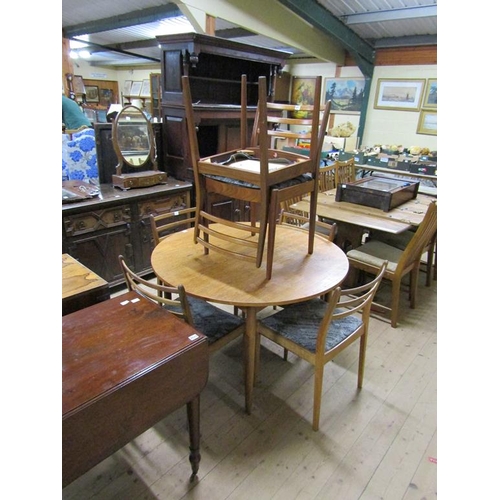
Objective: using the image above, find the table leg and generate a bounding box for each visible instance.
[243,307,257,414]
[186,395,201,479]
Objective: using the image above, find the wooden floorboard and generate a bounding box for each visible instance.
[63,272,437,500]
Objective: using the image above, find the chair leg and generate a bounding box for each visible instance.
[391,277,402,328]
[357,334,367,388]
[265,191,279,280]
[426,234,436,287]
[410,265,419,309]
[312,364,325,431]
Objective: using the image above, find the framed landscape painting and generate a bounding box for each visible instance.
[85,85,99,103]
[374,78,425,111]
[423,78,437,109]
[324,78,365,113]
[417,110,437,135]
[291,76,317,118]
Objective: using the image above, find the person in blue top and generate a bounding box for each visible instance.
[62,94,91,130]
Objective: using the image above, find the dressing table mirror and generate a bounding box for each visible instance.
[111,105,167,190]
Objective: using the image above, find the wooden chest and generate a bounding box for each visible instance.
[335,175,419,212]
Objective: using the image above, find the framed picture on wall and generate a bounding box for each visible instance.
[73,75,85,95]
[85,85,100,103]
[374,78,425,111]
[291,76,317,118]
[422,79,437,109]
[123,80,132,96]
[323,78,365,113]
[417,110,437,135]
[129,81,143,96]
[140,79,151,97]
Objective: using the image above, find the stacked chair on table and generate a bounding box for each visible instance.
[182,73,330,280]
[346,200,437,328]
[118,255,245,354]
[257,261,388,431]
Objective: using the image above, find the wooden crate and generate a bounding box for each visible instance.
[335,175,419,212]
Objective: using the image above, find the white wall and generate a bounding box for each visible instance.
[363,65,437,151]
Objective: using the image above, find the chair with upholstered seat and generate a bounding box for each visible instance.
[118,255,245,353]
[182,74,327,280]
[366,225,437,287]
[346,201,437,328]
[257,261,387,431]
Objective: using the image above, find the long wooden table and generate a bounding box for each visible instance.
[291,189,435,249]
[151,224,349,414]
[62,253,110,315]
[62,291,209,487]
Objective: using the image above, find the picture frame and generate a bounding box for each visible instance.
[324,78,365,113]
[73,75,85,95]
[422,78,437,109]
[140,79,151,98]
[129,81,143,97]
[99,88,113,106]
[123,80,132,96]
[374,78,425,111]
[291,76,317,118]
[85,85,100,103]
[417,110,437,135]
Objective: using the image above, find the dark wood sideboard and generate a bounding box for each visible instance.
[62,180,192,290]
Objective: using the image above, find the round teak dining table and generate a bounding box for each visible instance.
[151,223,349,414]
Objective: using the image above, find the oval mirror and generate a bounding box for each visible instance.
[112,105,157,175]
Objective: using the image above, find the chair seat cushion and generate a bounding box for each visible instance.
[206,173,312,190]
[368,229,414,250]
[187,296,244,344]
[347,240,402,272]
[260,298,362,353]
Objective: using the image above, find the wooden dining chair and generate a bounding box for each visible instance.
[182,74,325,280]
[334,157,356,186]
[278,209,336,242]
[263,95,332,276]
[149,208,241,317]
[149,206,196,246]
[366,226,437,287]
[346,201,437,328]
[118,255,245,353]
[257,261,387,431]
[318,162,337,192]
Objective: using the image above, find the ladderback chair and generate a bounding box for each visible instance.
[367,226,437,287]
[318,162,337,192]
[149,207,196,246]
[150,208,241,316]
[263,96,332,276]
[118,255,245,353]
[346,201,437,327]
[257,261,388,431]
[278,209,337,243]
[334,157,356,186]
[182,74,326,280]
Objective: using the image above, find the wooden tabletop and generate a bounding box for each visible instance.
[62,253,108,300]
[63,290,205,417]
[291,189,434,234]
[151,224,349,308]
